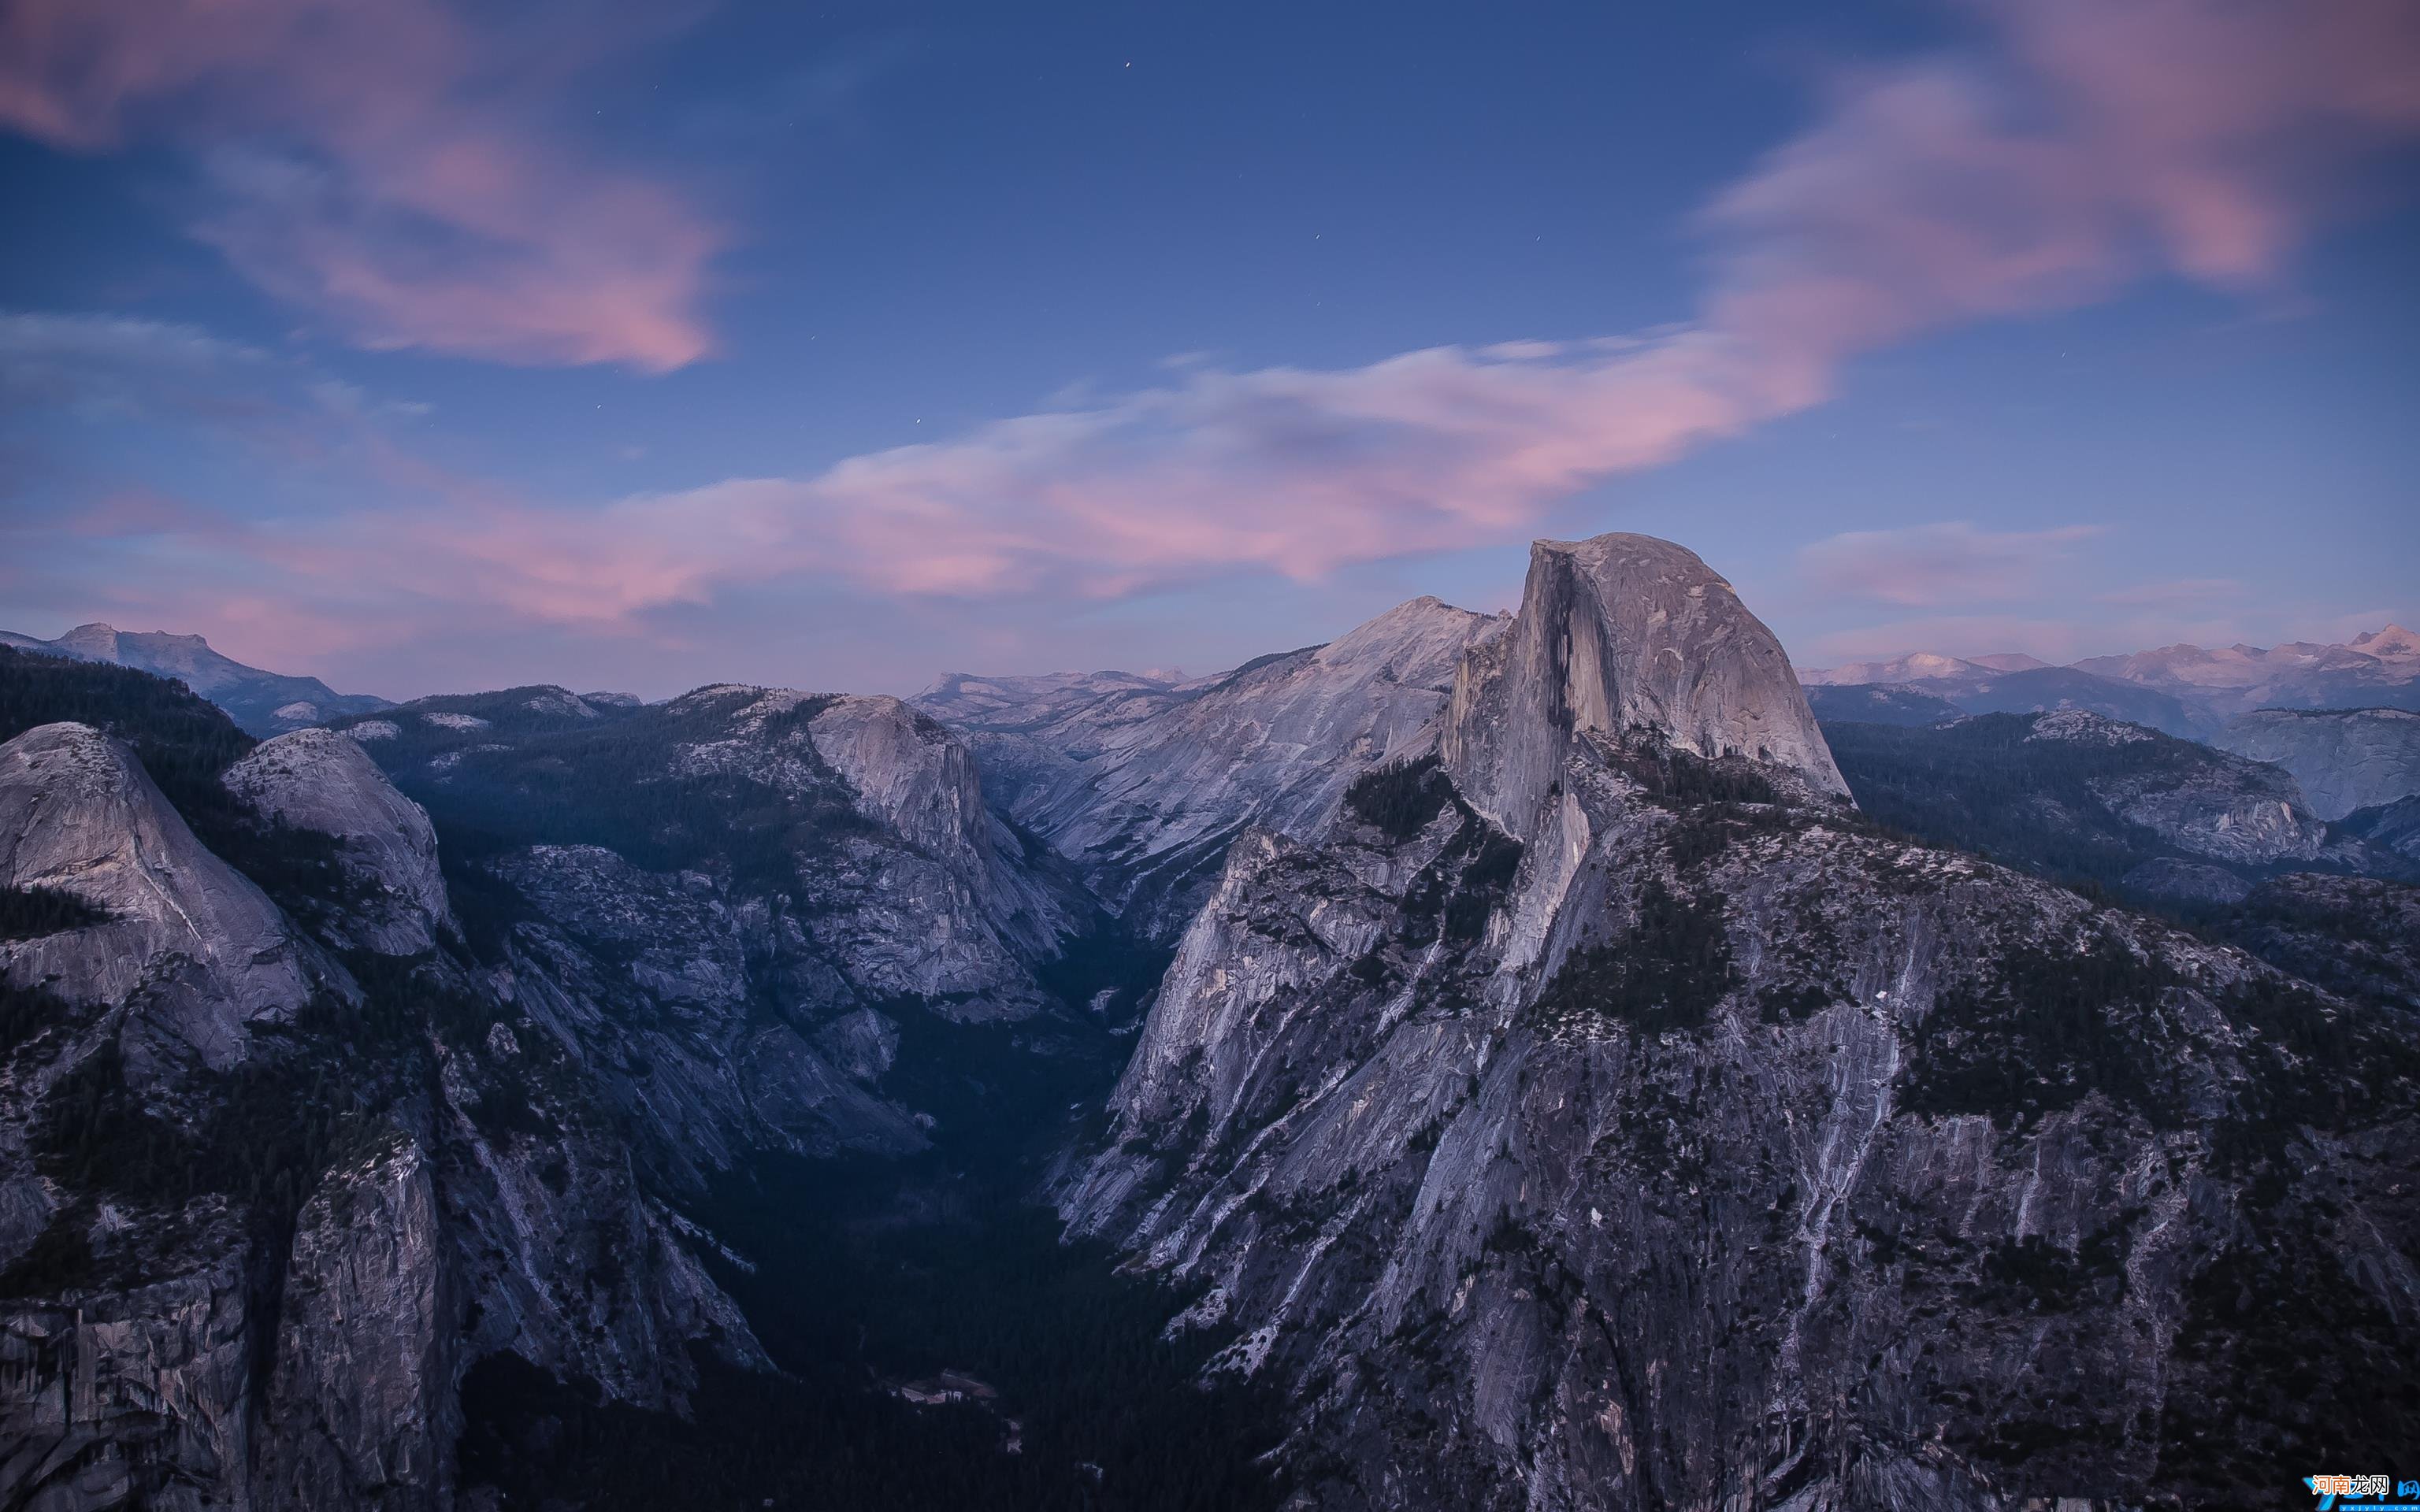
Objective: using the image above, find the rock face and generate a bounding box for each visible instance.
[1061,532,2420,1510]
[226,728,457,955]
[1817,710,2404,905]
[0,622,392,736]
[2344,794,2420,864]
[256,1133,456,1512]
[1441,534,1847,836]
[0,656,1104,1510]
[0,722,321,1075]
[800,693,1077,1000]
[2021,710,2329,865]
[919,597,1509,939]
[2218,706,2420,821]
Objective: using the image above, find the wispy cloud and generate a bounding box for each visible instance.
[9,0,2420,675]
[1798,522,2105,609]
[0,0,722,370]
[380,0,2412,618]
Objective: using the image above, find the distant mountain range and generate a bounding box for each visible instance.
[7,539,2420,1509]
[1798,624,2420,733]
[0,621,393,736]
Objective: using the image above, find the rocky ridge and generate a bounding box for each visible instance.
[1799,624,2420,730]
[917,596,1508,940]
[0,651,1105,1510]
[2218,706,2420,821]
[0,624,392,737]
[1060,532,2420,1510]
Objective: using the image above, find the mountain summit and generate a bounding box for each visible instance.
[1443,533,1847,833]
[1801,625,2420,727]
[1060,532,2418,1510]
[0,623,391,735]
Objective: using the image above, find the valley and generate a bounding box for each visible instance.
[3,533,2418,1511]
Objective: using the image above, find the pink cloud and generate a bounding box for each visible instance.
[0,0,720,370]
[10,0,2420,666]
[419,0,2402,620]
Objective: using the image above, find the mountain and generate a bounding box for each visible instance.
[2215,706,2420,821]
[1059,532,2420,1510]
[1927,665,2205,735]
[1797,650,1996,685]
[1798,625,2420,729]
[2343,795,2420,865]
[1800,619,2420,725]
[327,682,1086,1017]
[1803,682,1966,726]
[2076,625,2420,716]
[0,647,1272,1511]
[915,597,1509,940]
[9,548,2420,1512]
[0,621,392,735]
[1798,661,2207,737]
[1818,708,2406,904]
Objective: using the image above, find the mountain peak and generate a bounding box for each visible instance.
[55,622,123,658]
[2353,624,2420,656]
[1442,532,1847,833]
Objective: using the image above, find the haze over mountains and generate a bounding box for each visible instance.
[1798,625,2420,734]
[3,535,2418,1511]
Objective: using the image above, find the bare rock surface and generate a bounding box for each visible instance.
[226,728,457,954]
[1062,532,2420,1511]
[2025,710,2330,865]
[1442,534,1847,838]
[0,721,317,1074]
[919,596,1509,938]
[2219,706,2420,820]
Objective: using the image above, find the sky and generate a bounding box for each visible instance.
[1,0,2416,700]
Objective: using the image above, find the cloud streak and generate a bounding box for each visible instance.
[392,0,2411,621]
[10,0,2420,669]
[0,0,721,370]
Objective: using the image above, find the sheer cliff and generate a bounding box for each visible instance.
[1059,534,2420,1511]
[0,650,1103,1511]
[917,598,1509,940]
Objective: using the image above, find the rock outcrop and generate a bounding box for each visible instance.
[226,728,457,955]
[1061,532,2420,1511]
[0,657,1101,1511]
[2219,706,2420,821]
[1441,533,1847,836]
[919,597,1509,939]
[256,1132,456,1512]
[1,722,321,1076]
[2023,710,2329,865]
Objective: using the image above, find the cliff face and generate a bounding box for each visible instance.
[225,728,457,957]
[1,722,325,1077]
[2219,706,2420,821]
[1441,535,1847,840]
[918,598,1509,939]
[0,661,1100,1510]
[1061,533,2420,1511]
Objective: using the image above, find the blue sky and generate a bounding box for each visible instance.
[2,0,2415,699]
